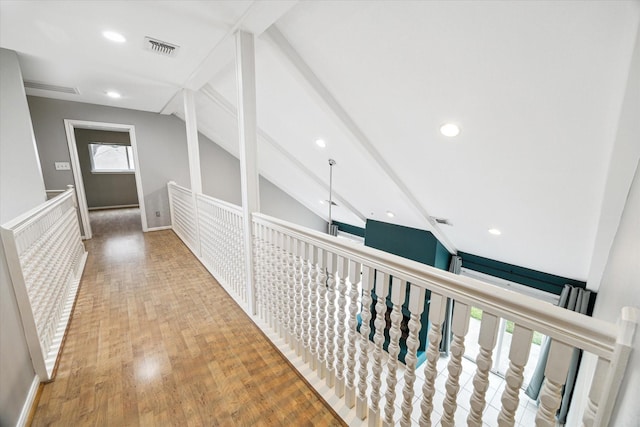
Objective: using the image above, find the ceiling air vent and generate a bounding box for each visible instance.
[144,36,179,58]
[431,217,453,226]
[24,80,79,95]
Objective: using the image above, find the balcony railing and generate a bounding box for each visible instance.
[168,181,637,427]
[1,186,87,381]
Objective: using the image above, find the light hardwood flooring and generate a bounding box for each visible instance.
[31,208,344,426]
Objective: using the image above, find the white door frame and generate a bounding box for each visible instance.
[63,119,148,239]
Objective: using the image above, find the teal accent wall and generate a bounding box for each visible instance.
[333,221,365,238]
[364,219,450,267]
[435,241,452,271]
[459,252,586,295]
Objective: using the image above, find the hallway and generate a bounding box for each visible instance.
[31,208,343,426]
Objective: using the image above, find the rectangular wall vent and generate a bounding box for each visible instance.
[144,36,179,58]
[24,81,79,95]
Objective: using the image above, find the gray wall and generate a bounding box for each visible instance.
[28,96,191,229]
[199,135,326,232]
[74,129,138,209]
[0,48,45,427]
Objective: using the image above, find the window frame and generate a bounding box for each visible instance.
[88,142,136,174]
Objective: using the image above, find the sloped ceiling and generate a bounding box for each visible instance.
[1,1,638,281]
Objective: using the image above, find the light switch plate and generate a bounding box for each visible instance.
[55,162,71,171]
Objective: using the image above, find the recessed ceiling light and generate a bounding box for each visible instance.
[315,139,326,148]
[106,91,121,99]
[103,31,126,43]
[440,123,461,137]
[488,228,502,235]
[386,211,395,218]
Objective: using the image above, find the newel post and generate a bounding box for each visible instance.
[236,30,260,315]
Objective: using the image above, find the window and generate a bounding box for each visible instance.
[88,143,135,173]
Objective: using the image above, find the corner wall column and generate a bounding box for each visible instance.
[182,89,202,194]
[236,30,260,315]
[182,89,202,256]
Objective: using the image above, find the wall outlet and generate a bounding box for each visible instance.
[155,211,161,217]
[55,161,71,171]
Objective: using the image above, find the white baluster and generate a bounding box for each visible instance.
[468,311,500,427]
[293,239,304,355]
[369,270,389,427]
[400,284,426,427]
[441,302,471,426]
[317,249,328,379]
[383,277,405,427]
[325,252,338,388]
[419,292,448,427]
[309,245,320,371]
[335,256,348,398]
[498,324,533,426]
[357,265,374,420]
[301,242,311,363]
[346,259,362,409]
[536,340,573,426]
[268,228,277,329]
[286,236,296,346]
[257,223,267,320]
[582,357,609,427]
[276,232,286,338]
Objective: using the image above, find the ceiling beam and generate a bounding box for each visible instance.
[160,1,298,114]
[201,84,367,224]
[263,25,457,254]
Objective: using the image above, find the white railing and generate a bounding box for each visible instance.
[168,181,247,306]
[167,182,637,427]
[1,186,87,381]
[196,192,246,305]
[167,181,199,255]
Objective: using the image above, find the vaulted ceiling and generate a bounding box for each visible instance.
[2,1,638,282]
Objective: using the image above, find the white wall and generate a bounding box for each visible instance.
[0,48,45,427]
[568,25,640,426]
[587,21,640,291]
[199,135,327,232]
[27,96,191,229]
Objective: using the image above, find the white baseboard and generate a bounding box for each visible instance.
[88,204,139,211]
[17,375,40,427]
[146,225,172,232]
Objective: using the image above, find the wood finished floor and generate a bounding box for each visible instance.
[32,208,344,427]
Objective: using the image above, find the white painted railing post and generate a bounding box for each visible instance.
[309,245,320,371]
[357,266,374,420]
[420,292,448,426]
[335,256,348,398]
[345,259,362,408]
[325,252,338,388]
[383,277,405,427]
[317,248,328,379]
[285,235,295,347]
[536,340,573,426]
[441,302,471,426]
[369,270,389,427]
[498,324,533,426]
[400,284,426,427]
[584,306,638,427]
[301,241,311,362]
[235,30,259,315]
[468,312,500,426]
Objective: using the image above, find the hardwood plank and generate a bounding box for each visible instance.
[32,208,344,426]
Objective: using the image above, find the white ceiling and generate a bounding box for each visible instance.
[1,1,638,281]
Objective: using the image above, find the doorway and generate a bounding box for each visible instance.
[64,119,148,239]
